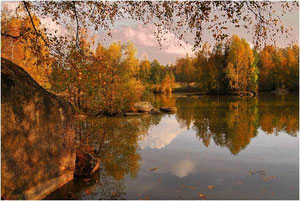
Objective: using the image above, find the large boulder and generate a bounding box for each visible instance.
[74,146,100,178]
[1,58,76,200]
[134,101,153,112]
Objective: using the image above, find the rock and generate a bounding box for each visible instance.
[134,101,153,112]
[124,112,143,117]
[160,107,177,113]
[1,58,75,200]
[271,88,288,95]
[245,92,254,97]
[236,91,254,97]
[74,146,100,178]
[149,108,163,114]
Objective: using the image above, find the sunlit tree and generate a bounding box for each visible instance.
[1,8,52,88]
[224,35,258,93]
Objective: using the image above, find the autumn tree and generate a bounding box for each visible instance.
[161,71,176,93]
[138,58,151,86]
[285,44,299,91]
[257,45,277,91]
[150,59,164,84]
[94,42,143,114]
[224,34,258,93]
[1,7,52,88]
[257,44,299,91]
[174,54,195,87]
[209,42,228,93]
[96,42,144,114]
[194,42,214,92]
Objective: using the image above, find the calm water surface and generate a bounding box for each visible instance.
[46,93,299,200]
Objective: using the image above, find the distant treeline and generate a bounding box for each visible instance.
[169,34,299,93]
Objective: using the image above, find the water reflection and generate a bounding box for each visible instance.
[258,94,299,136]
[139,115,186,149]
[47,114,163,199]
[178,97,259,155]
[47,93,298,200]
[76,114,165,181]
[173,94,298,155]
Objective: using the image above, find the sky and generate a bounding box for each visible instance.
[2,1,299,65]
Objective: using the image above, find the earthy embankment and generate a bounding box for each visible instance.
[1,58,76,200]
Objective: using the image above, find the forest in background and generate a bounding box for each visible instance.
[1,5,299,115]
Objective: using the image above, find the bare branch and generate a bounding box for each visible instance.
[72,1,80,50]
[23,1,49,46]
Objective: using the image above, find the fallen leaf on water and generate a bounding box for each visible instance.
[181,185,196,190]
[248,171,255,176]
[70,193,76,198]
[257,169,266,176]
[188,186,196,190]
[198,193,207,200]
[207,185,214,190]
[85,189,92,195]
[149,168,159,171]
[83,178,91,183]
[262,175,277,182]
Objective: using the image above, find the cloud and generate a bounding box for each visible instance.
[124,26,136,38]
[170,159,196,178]
[139,116,186,149]
[109,24,194,61]
[158,30,194,56]
[122,25,157,47]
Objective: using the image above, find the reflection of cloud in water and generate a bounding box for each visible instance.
[139,116,186,149]
[170,159,196,178]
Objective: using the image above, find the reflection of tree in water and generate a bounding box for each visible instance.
[72,114,163,199]
[175,94,298,155]
[175,96,198,129]
[223,99,259,154]
[258,94,299,137]
[143,93,176,109]
[192,97,259,155]
[96,168,126,200]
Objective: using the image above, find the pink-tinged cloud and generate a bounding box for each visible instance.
[124,26,135,38]
[158,31,194,56]
[122,25,158,47]
[107,24,195,64]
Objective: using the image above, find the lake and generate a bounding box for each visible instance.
[46,93,299,200]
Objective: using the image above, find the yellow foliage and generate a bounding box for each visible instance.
[1,14,52,89]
